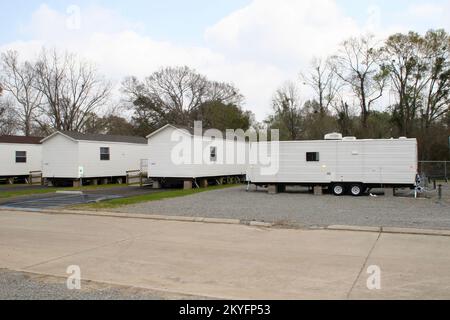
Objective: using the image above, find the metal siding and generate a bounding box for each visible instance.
[78,141,148,178]
[147,127,247,178]
[42,134,78,178]
[247,139,417,185]
[42,134,148,179]
[0,143,42,176]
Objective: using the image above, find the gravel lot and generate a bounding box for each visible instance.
[0,269,203,300]
[115,184,450,230]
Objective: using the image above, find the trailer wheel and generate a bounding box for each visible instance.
[350,184,364,197]
[332,184,345,196]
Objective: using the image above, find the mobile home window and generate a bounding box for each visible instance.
[15,151,27,163]
[306,152,320,162]
[100,147,110,161]
[210,147,217,162]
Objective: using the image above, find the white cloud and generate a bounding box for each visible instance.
[1,1,411,121]
[204,0,365,117]
[205,0,359,63]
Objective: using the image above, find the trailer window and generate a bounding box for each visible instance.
[15,151,27,163]
[210,147,217,162]
[100,147,110,161]
[306,152,320,162]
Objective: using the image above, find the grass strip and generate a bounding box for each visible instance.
[77,184,240,210]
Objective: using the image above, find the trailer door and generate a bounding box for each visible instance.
[335,141,363,183]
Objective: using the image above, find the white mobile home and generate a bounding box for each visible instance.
[0,136,43,181]
[146,124,247,187]
[41,131,148,186]
[246,134,418,196]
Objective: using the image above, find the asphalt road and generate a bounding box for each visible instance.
[115,185,450,230]
[0,185,166,209]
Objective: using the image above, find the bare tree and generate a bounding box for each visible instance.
[381,30,450,136]
[34,49,111,133]
[382,32,427,136]
[270,81,303,140]
[0,50,42,136]
[332,35,388,129]
[301,57,342,115]
[420,30,450,129]
[207,81,244,105]
[122,66,244,127]
[0,97,19,135]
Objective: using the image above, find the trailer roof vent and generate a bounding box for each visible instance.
[342,136,357,141]
[324,133,343,140]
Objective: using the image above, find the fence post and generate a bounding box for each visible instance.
[438,184,442,201]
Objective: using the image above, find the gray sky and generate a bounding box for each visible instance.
[1,0,449,120]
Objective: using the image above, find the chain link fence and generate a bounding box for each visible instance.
[419,161,449,182]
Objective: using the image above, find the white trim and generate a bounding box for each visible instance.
[40,131,77,143]
[41,131,147,145]
[146,124,192,139]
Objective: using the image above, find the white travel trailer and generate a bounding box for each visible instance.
[146,124,247,188]
[246,134,418,196]
[41,131,148,186]
[0,136,43,182]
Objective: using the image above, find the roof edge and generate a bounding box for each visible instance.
[40,131,78,143]
[146,124,192,139]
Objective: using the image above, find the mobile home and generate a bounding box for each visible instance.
[41,131,148,186]
[0,136,43,183]
[246,134,418,196]
[146,124,247,188]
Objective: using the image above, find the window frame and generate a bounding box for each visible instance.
[100,147,110,161]
[15,151,27,163]
[306,152,320,162]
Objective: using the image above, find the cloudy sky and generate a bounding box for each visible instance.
[1,0,449,120]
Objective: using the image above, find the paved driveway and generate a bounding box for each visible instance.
[1,210,450,299]
[0,186,165,210]
[0,194,121,210]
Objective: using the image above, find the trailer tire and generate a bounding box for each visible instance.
[332,184,345,196]
[350,184,364,197]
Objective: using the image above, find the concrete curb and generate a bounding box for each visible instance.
[327,225,382,233]
[1,207,249,227]
[382,227,450,237]
[327,225,450,237]
[56,191,83,195]
[1,207,449,236]
[249,221,274,228]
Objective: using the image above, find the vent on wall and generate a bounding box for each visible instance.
[324,133,343,140]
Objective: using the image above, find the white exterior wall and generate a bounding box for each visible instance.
[78,141,148,178]
[0,143,42,176]
[42,134,78,178]
[42,134,148,179]
[147,126,247,179]
[247,139,418,185]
